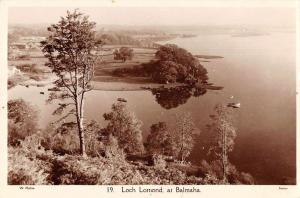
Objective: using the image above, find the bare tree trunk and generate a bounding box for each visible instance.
[76,98,86,157]
[74,81,86,157]
[79,116,86,156]
[222,128,227,184]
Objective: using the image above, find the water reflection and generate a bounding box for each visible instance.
[150,85,207,109]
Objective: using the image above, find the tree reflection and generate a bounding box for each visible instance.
[150,85,207,109]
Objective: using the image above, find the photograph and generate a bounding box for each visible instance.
[4,2,297,188]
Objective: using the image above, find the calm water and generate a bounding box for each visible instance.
[9,32,296,184]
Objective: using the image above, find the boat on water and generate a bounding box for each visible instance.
[227,102,241,108]
[117,98,127,102]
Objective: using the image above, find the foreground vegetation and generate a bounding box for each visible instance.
[8,99,254,185]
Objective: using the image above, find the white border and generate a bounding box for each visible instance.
[0,0,299,198]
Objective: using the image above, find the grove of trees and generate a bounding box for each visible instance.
[113,47,134,62]
[146,113,198,162]
[151,44,208,84]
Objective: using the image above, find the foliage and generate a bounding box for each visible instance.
[97,33,141,46]
[8,99,38,146]
[8,132,245,185]
[146,122,173,156]
[42,122,80,155]
[41,9,101,155]
[101,101,144,154]
[146,113,198,161]
[207,104,237,183]
[113,47,134,62]
[153,44,208,84]
[173,112,198,161]
[84,120,103,156]
[104,135,126,161]
[200,160,255,184]
[8,134,52,185]
[153,154,167,170]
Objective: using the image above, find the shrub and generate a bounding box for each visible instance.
[199,160,255,184]
[8,135,52,185]
[84,120,104,157]
[8,99,38,146]
[104,135,126,161]
[42,123,80,155]
[153,155,167,170]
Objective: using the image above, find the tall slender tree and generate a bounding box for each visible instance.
[208,104,237,183]
[174,112,197,162]
[41,10,101,156]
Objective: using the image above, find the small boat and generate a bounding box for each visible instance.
[117,98,127,102]
[48,87,61,91]
[227,102,241,108]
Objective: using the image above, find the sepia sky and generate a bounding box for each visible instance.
[8,7,296,27]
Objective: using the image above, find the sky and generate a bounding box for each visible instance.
[8,7,296,27]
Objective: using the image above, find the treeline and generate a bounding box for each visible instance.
[8,25,172,50]
[97,32,142,46]
[8,99,254,185]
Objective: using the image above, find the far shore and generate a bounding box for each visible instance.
[15,76,223,92]
[91,79,223,91]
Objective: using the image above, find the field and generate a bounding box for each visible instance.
[8,46,223,91]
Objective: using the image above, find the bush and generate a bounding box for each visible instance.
[199,160,255,184]
[104,135,126,161]
[42,123,80,155]
[8,99,38,146]
[8,135,52,185]
[153,155,167,170]
[84,120,103,157]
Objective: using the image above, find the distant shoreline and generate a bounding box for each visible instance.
[91,80,223,92]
